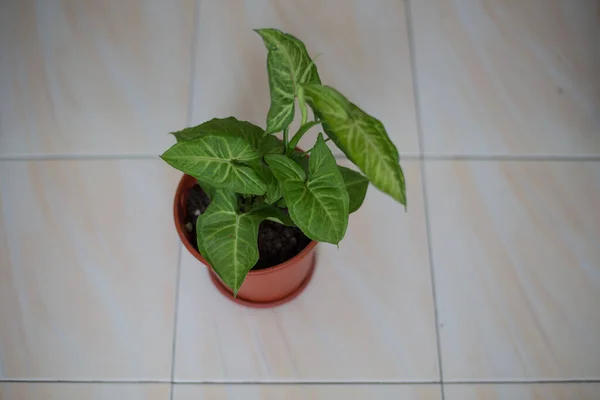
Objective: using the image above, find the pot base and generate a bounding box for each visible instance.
[207,256,316,308]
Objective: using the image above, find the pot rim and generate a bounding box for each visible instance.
[173,173,319,276]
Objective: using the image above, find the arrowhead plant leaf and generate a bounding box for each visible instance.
[170,117,283,155]
[196,191,263,295]
[255,28,321,134]
[265,134,349,244]
[161,133,267,195]
[170,126,205,143]
[339,166,369,213]
[197,190,296,294]
[302,84,406,206]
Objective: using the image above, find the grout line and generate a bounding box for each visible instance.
[417,154,600,162]
[0,154,160,161]
[444,379,600,385]
[2,379,598,385]
[169,2,202,399]
[3,153,599,162]
[0,380,171,384]
[404,0,445,397]
[173,381,441,385]
[168,243,184,394]
[184,0,202,130]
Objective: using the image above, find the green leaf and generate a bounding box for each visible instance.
[260,135,285,155]
[255,28,321,134]
[291,150,310,174]
[170,126,204,143]
[339,166,369,213]
[303,84,406,206]
[265,134,349,244]
[196,191,263,295]
[253,163,283,204]
[196,192,296,294]
[161,133,267,195]
[170,117,284,155]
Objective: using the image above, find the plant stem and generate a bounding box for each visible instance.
[298,87,308,126]
[288,120,320,154]
[283,126,289,153]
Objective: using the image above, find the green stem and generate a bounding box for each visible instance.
[298,87,308,126]
[288,120,320,154]
[282,126,289,153]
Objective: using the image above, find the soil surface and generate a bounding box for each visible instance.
[185,184,311,270]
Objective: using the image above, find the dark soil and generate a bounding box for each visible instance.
[185,184,311,270]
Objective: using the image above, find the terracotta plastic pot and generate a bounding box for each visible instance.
[173,174,318,308]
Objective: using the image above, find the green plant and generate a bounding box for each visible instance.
[161,29,406,295]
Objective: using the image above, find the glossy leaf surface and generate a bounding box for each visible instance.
[196,191,262,295]
[339,166,369,213]
[255,29,321,133]
[170,117,283,155]
[303,84,406,206]
[161,133,266,195]
[265,134,348,244]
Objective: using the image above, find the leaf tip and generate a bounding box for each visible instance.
[264,126,279,135]
[254,28,279,42]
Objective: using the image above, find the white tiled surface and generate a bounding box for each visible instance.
[0,0,195,156]
[444,384,600,400]
[1,0,599,398]
[190,0,419,156]
[410,0,600,156]
[0,383,170,400]
[426,161,600,381]
[173,384,441,399]
[0,160,181,379]
[173,161,437,382]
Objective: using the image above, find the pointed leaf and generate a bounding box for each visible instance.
[196,191,263,295]
[255,28,321,134]
[170,117,284,155]
[170,126,204,142]
[303,84,406,206]
[339,166,369,213]
[196,192,295,294]
[265,134,349,244]
[161,133,267,195]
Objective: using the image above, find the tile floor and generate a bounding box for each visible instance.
[0,0,598,399]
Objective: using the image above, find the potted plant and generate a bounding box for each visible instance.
[161,28,406,307]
